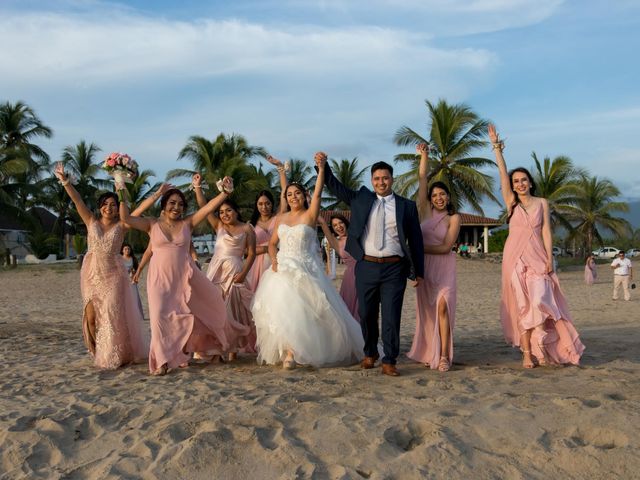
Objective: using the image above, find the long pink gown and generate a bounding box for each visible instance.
[501,203,585,365]
[584,259,597,285]
[206,226,256,353]
[407,211,456,368]
[336,237,359,322]
[80,221,147,369]
[146,222,250,372]
[248,217,276,291]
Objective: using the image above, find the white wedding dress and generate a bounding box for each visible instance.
[252,224,364,367]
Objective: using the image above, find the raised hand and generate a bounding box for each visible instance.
[54,162,67,182]
[488,124,500,144]
[192,173,202,188]
[157,183,172,196]
[221,176,234,193]
[314,151,327,168]
[416,143,429,155]
[266,155,283,168]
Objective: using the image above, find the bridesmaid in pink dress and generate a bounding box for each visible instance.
[407,144,461,372]
[489,125,585,368]
[247,155,288,291]
[119,178,250,375]
[318,214,360,321]
[54,163,156,369]
[193,176,257,360]
[584,255,597,285]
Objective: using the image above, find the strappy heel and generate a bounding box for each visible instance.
[437,356,450,372]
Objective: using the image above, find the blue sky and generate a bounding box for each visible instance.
[2,0,639,217]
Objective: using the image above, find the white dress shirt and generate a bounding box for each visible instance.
[611,257,632,275]
[362,193,404,257]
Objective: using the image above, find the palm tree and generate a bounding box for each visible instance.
[562,174,630,254]
[324,157,367,209]
[0,100,53,162]
[393,99,497,214]
[286,158,316,192]
[530,152,584,232]
[167,133,267,210]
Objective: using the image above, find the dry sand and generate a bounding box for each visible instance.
[0,259,638,479]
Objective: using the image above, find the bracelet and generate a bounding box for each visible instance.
[276,166,285,173]
[193,185,202,189]
[492,141,505,152]
[59,178,70,186]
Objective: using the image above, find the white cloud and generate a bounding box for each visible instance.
[0,11,496,88]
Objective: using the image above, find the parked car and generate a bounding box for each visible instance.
[626,248,640,258]
[592,246,621,259]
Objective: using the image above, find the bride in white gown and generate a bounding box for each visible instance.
[251,154,364,369]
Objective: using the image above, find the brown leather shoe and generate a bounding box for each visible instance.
[360,355,378,369]
[381,364,400,376]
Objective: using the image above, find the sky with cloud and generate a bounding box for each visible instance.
[2,0,638,216]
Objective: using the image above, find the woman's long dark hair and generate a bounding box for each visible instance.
[428,181,455,216]
[250,190,275,226]
[284,183,309,211]
[217,198,244,223]
[329,214,350,237]
[120,242,139,271]
[160,188,187,211]
[506,167,537,223]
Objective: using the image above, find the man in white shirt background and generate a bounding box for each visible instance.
[611,250,633,301]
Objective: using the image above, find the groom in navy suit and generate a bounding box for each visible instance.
[315,152,424,376]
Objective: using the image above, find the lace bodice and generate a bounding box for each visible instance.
[276,224,322,274]
[87,221,124,256]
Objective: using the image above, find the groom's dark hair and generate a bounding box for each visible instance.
[370,161,393,176]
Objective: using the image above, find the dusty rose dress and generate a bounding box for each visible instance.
[80,221,147,369]
[584,259,597,285]
[408,211,456,368]
[501,203,585,365]
[336,237,359,322]
[146,222,250,372]
[248,217,276,291]
[206,226,256,353]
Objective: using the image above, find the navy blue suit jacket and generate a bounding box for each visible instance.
[324,165,424,280]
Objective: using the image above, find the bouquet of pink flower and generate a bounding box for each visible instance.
[102,152,139,189]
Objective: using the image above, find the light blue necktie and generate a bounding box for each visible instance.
[373,197,385,250]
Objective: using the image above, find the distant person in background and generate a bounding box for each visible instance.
[611,251,633,301]
[584,254,597,286]
[121,243,144,317]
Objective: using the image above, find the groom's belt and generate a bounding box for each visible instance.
[362,255,402,264]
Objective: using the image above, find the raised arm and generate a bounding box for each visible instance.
[233,225,257,284]
[130,183,172,217]
[189,176,232,229]
[54,162,94,227]
[266,155,289,214]
[540,199,554,274]
[307,156,325,224]
[416,143,430,220]
[488,124,514,210]
[118,188,154,233]
[317,215,341,253]
[192,173,219,230]
[316,152,358,205]
[424,214,461,255]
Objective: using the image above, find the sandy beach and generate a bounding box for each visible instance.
[0,258,638,479]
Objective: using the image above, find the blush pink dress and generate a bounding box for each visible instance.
[146,221,250,372]
[336,237,359,322]
[407,211,456,368]
[80,221,147,369]
[501,203,585,365]
[248,217,276,291]
[206,226,256,353]
[584,259,597,285]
